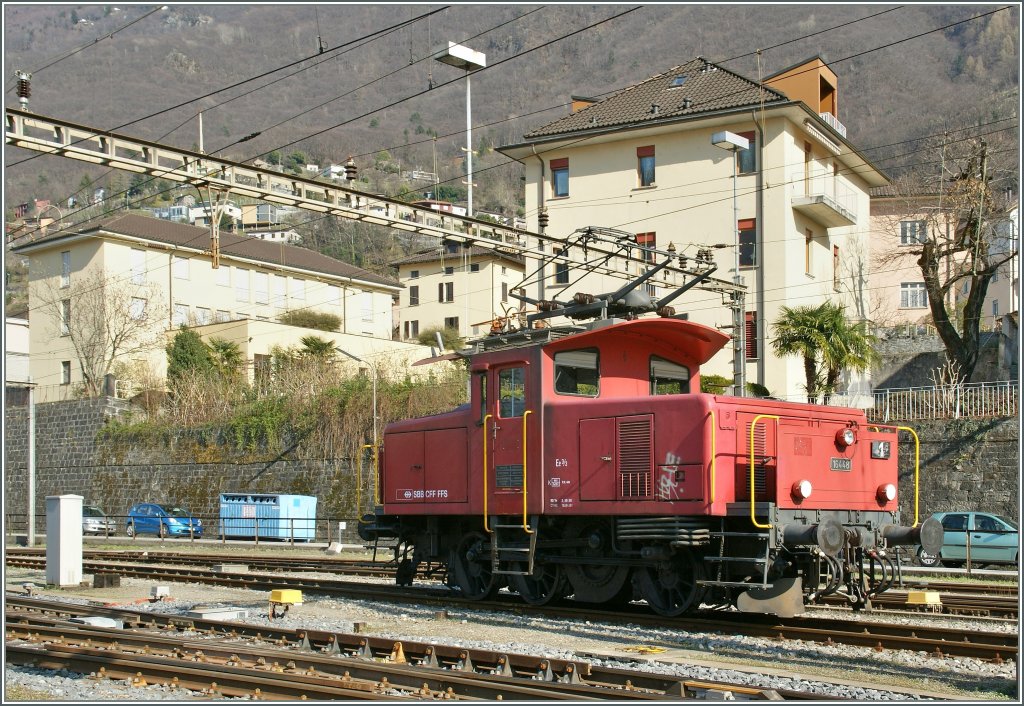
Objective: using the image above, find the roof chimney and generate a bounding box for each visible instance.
[571,95,598,113]
[651,103,661,115]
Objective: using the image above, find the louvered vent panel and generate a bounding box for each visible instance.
[745,421,768,495]
[618,417,652,499]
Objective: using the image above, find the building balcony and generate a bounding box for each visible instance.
[791,173,857,228]
[818,111,847,138]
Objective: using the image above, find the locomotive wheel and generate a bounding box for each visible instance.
[450,531,498,600]
[508,562,568,606]
[634,548,705,616]
[563,519,631,604]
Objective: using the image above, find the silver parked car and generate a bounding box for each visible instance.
[82,505,116,535]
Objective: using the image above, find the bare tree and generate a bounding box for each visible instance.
[874,135,1018,382]
[37,269,165,397]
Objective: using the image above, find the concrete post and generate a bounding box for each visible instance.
[46,494,83,586]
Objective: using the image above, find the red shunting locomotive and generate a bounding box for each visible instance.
[360,316,942,616]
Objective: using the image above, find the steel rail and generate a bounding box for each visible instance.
[9,550,1018,618]
[5,558,1017,663]
[6,606,798,700]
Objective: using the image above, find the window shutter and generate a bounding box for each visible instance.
[550,157,568,169]
[738,218,756,231]
[745,311,758,359]
[636,145,655,158]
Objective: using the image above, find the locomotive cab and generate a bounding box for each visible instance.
[360,316,940,617]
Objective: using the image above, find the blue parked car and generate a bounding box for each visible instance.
[126,503,203,538]
[918,512,1018,567]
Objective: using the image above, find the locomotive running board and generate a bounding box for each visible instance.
[735,577,805,618]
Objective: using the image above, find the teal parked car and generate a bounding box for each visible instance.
[918,512,1018,567]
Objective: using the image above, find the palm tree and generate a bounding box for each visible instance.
[770,304,829,402]
[817,307,878,403]
[771,302,878,404]
[299,335,336,359]
[208,337,243,381]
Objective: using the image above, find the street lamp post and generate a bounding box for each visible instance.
[336,348,377,445]
[712,131,750,397]
[434,41,486,219]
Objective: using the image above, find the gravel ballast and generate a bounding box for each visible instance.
[4,556,1018,701]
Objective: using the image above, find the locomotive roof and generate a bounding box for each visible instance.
[467,317,729,366]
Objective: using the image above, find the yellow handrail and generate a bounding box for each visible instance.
[749,414,779,529]
[522,410,534,534]
[709,410,717,504]
[897,425,920,528]
[482,414,493,533]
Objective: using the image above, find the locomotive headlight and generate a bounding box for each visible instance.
[791,480,813,500]
[876,483,897,503]
[870,440,891,459]
[835,428,856,448]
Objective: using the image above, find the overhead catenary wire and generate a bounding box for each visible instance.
[9,6,1015,368]
[5,6,451,169]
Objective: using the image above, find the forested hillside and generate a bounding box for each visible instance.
[4,4,1018,243]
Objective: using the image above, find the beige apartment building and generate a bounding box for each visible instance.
[869,189,1018,333]
[499,56,889,400]
[14,213,428,401]
[392,244,525,341]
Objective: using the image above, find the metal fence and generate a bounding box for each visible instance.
[773,380,1018,422]
[868,380,1018,423]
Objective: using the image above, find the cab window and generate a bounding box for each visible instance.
[498,367,526,418]
[650,356,690,395]
[554,349,599,397]
[476,372,488,423]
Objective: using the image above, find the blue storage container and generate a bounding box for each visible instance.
[219,493,318,541]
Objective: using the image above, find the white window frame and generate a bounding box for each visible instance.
[60,299,70,335]
[130,248,146,285]
[195,307,211,325]
[216,264,231,287]
[61,360,71,385]
[216,309,231,322]
[130,297,146,321]
[173,255,190,280]
[274,275,287,307]
[290,277,305,301]
[900,282,928,309]
[361,292,373,323]
[235,268,250,302]
[60,251,71,288]
[899,220,928,245]
[173,303,189,326]
[254,271,269,304]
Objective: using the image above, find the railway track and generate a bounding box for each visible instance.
[6,554,1017,663]
[9,548,1018,617]
[5,596,827,700]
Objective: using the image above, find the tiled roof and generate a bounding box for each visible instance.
[13,213,398,288]
[391,245,525,267]
[524,57,789,139]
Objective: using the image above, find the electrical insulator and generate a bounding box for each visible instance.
[538,208,549,230]
[344,157,357,182]
[15,70,31,110]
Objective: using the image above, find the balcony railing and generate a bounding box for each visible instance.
[818,111,847,138]
[774,380,1018,422]
[791,168,857,227]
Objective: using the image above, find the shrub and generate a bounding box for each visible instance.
[418,325,463,352]
[278,309,341,332]
[700,374,732,395]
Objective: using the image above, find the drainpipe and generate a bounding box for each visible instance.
[532,144,546,304]
[752,111,766,388]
